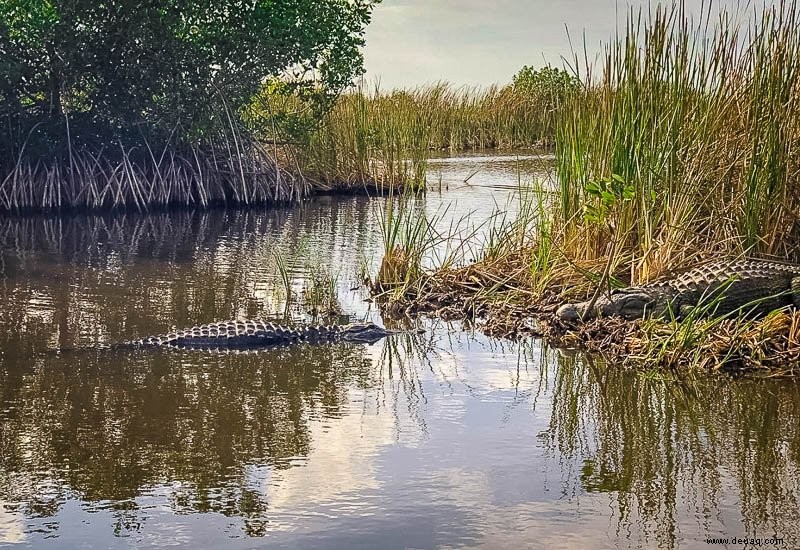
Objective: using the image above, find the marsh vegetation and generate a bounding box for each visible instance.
[0,0,380,211]
[366,2,800,374]
[3,0,800,371]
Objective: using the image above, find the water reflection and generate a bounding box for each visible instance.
[0,204,385,357]
[542,354,800,548]
[1,343,381,536]
[0,176,798,547]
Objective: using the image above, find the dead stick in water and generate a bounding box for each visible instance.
[464,169,480,184]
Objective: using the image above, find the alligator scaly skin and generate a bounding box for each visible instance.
[557,260,800,322]
[122,320,394,349]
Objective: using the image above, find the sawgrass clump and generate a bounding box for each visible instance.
[556,1,800,276]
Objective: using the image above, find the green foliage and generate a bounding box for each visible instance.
[295,82,560,187]
[583,174,635,226]
[556,2,800,273]
[242,77,343,147]
[512,65,579,110]
[0,0,379,158]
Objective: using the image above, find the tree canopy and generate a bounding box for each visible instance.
[0,0,380,155]
[512,65,580,111]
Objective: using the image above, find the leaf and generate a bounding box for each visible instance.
[585,181,602,195]
[621,185,635,200]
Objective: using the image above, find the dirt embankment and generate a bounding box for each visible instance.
[374,254,800,377]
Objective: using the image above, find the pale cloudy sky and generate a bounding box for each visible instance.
[363,0,745,88]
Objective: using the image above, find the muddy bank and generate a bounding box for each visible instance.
[376,257,800,377]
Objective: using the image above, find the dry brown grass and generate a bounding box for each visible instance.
[0,138,311,212]
[374,244,800,377]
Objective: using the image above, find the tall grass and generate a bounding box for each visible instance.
[398,1,800,371]
[280,82,559,189]
[368,2,800,297]
[556,1,800,281]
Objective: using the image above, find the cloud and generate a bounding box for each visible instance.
[363,0,750,88]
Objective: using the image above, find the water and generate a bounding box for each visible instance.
[1,155,798,549]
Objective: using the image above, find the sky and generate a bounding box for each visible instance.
[362,0,744,89]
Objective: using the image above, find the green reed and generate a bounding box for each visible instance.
[372,185,496,300]
[272,248,294,317]
[372,191,436,296]
[297,82,558,188]
[302,266,342,319]
[555,1,800,279]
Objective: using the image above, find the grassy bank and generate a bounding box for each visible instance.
[372,2,800,375]
[249,80,566,190]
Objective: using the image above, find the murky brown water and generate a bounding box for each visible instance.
[1,155,798,549]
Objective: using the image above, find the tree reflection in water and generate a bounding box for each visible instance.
[543,352,800,548]
[1,339,425,536]
[0,205,798,547]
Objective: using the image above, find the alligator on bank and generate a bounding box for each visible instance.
[556,260,800,322]
[115,320,405,350]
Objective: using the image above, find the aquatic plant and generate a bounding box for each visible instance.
[302,266,343,320]
[372,193,432,297]
[556,1,800,275]
[280,81,561,187]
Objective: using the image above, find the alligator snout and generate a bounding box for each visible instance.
[556,303,586,322]
[557,291,656,322]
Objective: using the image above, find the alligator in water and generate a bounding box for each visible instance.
[556,260,800,322]
[114,320,406,350]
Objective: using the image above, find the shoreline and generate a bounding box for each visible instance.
[0,174,407,218]
[374,256,800,378]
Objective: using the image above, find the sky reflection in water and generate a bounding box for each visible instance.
[0,155,798,549]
